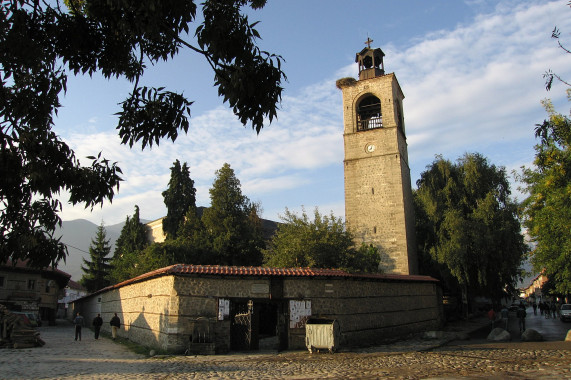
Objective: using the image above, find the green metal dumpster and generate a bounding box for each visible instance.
[305,318,340,353]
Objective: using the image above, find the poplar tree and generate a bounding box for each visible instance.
[80,222,113,292]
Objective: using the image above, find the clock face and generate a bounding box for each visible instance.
[366,144,376,153]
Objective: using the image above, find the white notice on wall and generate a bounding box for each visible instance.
[218,298,230,320]
[289,300,311,328]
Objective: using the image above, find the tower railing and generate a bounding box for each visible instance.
[357,116,383,131]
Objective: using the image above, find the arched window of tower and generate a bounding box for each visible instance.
[357,95,382,131]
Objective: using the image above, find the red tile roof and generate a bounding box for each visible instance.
[86,264,437,298]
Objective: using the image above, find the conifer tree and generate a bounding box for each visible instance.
[110,205,149,283]
[80,223,113,293]
[162,160,197,239]
[202,163,264,266]
[176,206,213,264]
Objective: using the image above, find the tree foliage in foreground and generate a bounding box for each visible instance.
[263,207,379,273]
[0,0,285,268]
[414,153,526,303]
[519,100,571,296]
[80,222,112,292]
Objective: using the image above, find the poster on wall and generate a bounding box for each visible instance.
[289,300,311,328]
[218,298,230,321]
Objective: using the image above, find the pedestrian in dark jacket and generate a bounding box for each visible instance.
[516,305,526,333]
[110,313,121,340]
[92,313,103,339]
[73,312,85,341]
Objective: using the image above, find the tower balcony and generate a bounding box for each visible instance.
[357,116,383,131]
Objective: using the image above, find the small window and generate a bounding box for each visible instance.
[28,279,35,290]
[373,226,377,234]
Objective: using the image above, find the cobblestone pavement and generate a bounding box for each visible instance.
[0,319,569,379]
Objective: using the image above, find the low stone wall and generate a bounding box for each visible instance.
[283,278,441,348]
[71,272,442,353]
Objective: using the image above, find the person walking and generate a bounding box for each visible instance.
[517,304,527,333]
[73,312,85,341]
[532,301,537,316]
[501,305,509,330]
[92,313,103,340]
[487,306,496,330]
[110,312,121,340]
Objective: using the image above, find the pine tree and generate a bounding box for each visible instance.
[80,223,113,293]
[162,160,197,239]
[176,206,213,264]
[110,205,149,283]
[202,163,264,266]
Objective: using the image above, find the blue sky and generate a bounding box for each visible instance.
[55,0,571,226]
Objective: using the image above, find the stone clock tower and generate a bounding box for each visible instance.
[337,42,418,275]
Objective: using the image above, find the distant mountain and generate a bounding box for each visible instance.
[54,219,147,282]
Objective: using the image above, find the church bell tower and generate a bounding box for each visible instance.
[338,40,418,275]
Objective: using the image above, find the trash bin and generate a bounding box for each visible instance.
[305,318,340,353]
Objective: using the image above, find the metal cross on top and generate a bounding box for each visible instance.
[365,37,373,48]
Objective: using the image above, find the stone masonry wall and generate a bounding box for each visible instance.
[71,274,441,353]
[283,277,441,348]
[72,276,178,352]
[341,73,417,275]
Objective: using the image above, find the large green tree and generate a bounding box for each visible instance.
[519,100,571,296]
[162,160,197,239]
[202,163,264,266]
[0,0,285,268]
[263,207,379,272]
[414,153,526,306]
[110,205,148,283]
[80,222,113,292]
